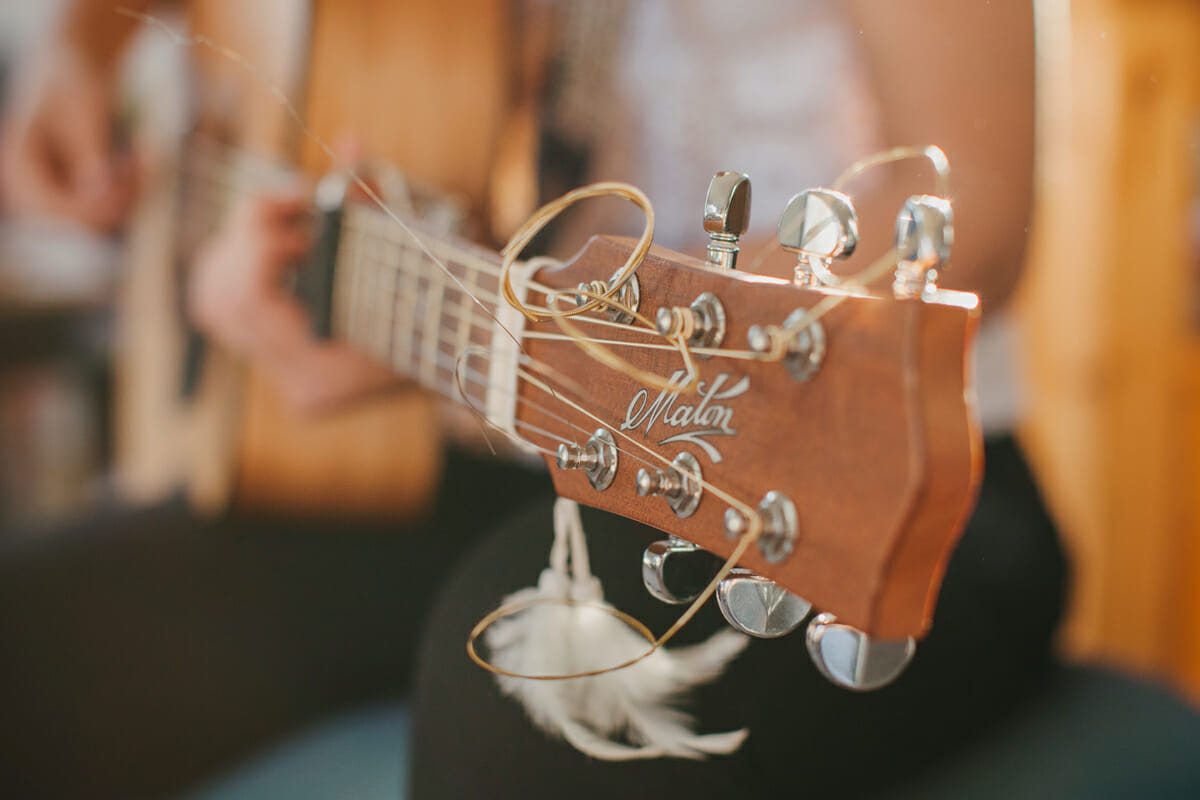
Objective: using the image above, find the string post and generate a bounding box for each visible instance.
[748,309,826,383]
[574,271,641,325]
[636,452,704,519]
[654,292,726,351]
[556,429,618,491]
[500,182,654,323]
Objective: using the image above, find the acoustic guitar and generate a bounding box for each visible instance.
[112,1,980,687]
[114,0,524,516]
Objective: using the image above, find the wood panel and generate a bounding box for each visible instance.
[1019,0,1200,691]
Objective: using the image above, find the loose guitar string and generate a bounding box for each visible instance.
[126,8,940,679]
[741,144,951,276]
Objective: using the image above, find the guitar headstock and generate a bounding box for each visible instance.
[509,166,981,688]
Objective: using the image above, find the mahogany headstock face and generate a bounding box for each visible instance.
[514,235,981,641]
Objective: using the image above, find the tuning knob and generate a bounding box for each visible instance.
[893,195,953,299]
[777,188,858,287]
[636,452,703,518]
[723,490,798,563]
[716,568,812,638]
[806,612,916,691]
[556,428,618,491]
[703,172,752,270]
[654,292,726,351]
[642,535,722,605]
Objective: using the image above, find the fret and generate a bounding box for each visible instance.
[392,228,420,378]
[373,235,397,361]
[332,202,514,415]
[453,259,475,384]
[342,217,365,344]
[362,233,380,360]
[421,263,444,390]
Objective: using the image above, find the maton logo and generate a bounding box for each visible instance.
[620,369,749,463]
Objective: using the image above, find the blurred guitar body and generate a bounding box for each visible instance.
[114,0,518,516]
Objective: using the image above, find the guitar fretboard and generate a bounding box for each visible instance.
[331,203,505,413]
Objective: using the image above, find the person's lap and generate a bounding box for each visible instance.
[0,448,550,798]
[409,437,1071,797]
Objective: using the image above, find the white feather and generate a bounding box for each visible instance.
[484,499,750,761]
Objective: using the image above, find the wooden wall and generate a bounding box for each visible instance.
[1020,0,1200,695]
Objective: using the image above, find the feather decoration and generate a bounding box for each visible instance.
[485,497,750,760]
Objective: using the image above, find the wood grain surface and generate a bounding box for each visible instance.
[518,236,980,639]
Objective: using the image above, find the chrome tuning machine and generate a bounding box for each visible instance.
[655,292,726,351]
[703,172,752,270]
[806,613,916,691]
[642,535,721,605]
[636,452,703,518]
[716,568,812,638]
[556,428,618,491]
[777,188,859,287]
[723,491,798,563]
[747,307,826,383]
[892,195,953,300]
[575,268,641,324]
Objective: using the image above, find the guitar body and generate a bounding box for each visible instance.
[115,0,516,516]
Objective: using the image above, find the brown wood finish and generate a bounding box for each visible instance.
[117,0,521,517]
[872,300,981,635]
[235,0,514,517]
[114,0,312,509]
[518,236,980,639]
[1019,0,1200,694]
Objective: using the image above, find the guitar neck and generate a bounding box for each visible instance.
[329,202,509,416]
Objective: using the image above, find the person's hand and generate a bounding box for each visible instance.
[1,43,136,231]
[189,191,399,414]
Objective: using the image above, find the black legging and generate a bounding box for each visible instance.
[410,437,1069,798]
[0,450,550,799]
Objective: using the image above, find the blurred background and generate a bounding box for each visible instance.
[1,0,1200,796]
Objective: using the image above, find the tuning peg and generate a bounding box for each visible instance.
[703,172,752,270]
[642,535,722,605]
[574,268,641,324]
[892,195,953,299]
[636,452,703,518]
[654,292,726,351]
[805,612,916,691]
[723,491,798,563]
[747,307,826,383]
[556,428,618,491]
[716,568,812,638]
[777,188,858,287]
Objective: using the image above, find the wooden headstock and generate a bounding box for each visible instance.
[515,235,981,641]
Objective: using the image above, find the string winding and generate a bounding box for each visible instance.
[500,182,655,323]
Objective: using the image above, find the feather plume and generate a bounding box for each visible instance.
[485,498,749,760]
